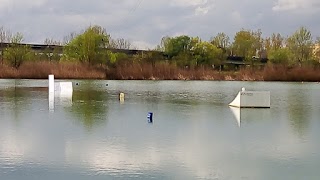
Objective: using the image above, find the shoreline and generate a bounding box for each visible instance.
[1,61,320,82]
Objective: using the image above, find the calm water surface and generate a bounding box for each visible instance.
[0,79,319,180]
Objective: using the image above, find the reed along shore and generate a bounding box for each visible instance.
[0,61,320,82]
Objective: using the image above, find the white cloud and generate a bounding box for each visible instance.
[273,0,320,12]
[170,0,214,16]
[195,6,212,15]
[170,0,209,7]
[0,0,46,10]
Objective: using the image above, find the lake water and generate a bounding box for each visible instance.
[0,79,319,180]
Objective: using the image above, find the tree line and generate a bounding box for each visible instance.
[1,25,320,69]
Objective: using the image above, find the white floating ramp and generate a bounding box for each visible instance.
[229,88,270,108]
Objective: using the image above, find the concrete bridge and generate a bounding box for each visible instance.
[0,42,155,56]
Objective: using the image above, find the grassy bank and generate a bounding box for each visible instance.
[0,62,319,81]
[263,65,320,82]
[106,63,264,81]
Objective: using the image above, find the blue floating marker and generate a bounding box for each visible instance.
[147,112,153,123]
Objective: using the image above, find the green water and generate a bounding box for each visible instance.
[0,80,319,180]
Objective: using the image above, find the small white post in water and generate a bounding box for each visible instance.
[49,75,55,94]
[119,92,125,103]
[48,75,55,111]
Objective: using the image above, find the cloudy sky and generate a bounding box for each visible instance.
[0,0,319,49]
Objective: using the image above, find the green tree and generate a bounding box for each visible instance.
[251,29,264,61]
[192,41,225,66]
[51,47,62,62]
[287,27,313,65]
[64,25,110,65]
[4,32,32,69]
[162,35,201,67]
[264,33,284,59]
[156,36,170,51]
[270,33,284,50]
[268,48,293,65]
[174,52,195,68]
[232,29,263,60]
[313,37,320,63]
[163,35,194,58]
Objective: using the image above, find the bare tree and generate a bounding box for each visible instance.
[109,38,132,49]
[210,32,230,49]
[0,26,12,64]
[63,32,77,45]
[44,38,62,46]
[41,38,63,61]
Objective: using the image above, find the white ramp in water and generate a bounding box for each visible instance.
[229,88,270,108]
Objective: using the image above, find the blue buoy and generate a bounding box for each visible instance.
[147,112,153,123]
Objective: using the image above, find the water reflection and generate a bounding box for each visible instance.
[0,87,31,122]
[48,91,73,112]
[0,80,320,179]
[229,107,272,127]
[68,89,109,130]
[48,92,54,111]
[287,89,311,138]
[229,107,241,127]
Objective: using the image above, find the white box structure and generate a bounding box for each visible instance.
[229,88,270,108]
[54,82,73,97]
[48,75,73,111]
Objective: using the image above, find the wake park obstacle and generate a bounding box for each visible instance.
[48,75,73,111]
[229,87,270,108]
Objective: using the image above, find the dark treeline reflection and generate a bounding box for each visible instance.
[287,89,311,138]
[0,87,31,122]
[67,84,109,130]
